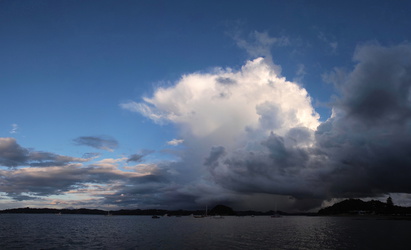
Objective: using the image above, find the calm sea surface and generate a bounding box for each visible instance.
[0,214,410,249]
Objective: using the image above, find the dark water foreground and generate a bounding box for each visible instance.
[0,214,410,249]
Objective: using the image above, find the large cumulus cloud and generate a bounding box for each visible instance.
[121,57,319,141]
[121,57,322,210]
[121,43,411,211]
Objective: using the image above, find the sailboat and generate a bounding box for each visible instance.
[193,205,208,218]
[105,204,113,216]
[271,201,282,218]
[271,212,281,218]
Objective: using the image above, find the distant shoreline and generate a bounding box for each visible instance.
[0,206,316,216]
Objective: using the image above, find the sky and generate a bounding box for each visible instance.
[1,0,411,212]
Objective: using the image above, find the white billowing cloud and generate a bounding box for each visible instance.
[120,57,322,210]
[122,57,320,148]
[167,139,184,146]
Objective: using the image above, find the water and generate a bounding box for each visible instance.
[0,214,410,249]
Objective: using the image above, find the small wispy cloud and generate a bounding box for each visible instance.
[317,31,338,54]
[9,124,18,134]
[167,139,184,146]
[127,150,154,163]
[73,136,118,152]
[329,42,338,52]
[82,152,101,159]
[293,64,306,83]
[230,30,289,68]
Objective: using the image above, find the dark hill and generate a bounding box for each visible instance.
[318,198,411,215]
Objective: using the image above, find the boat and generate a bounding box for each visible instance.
[152,215,160,219]
[193,205,208,218]
[271,200,282,218]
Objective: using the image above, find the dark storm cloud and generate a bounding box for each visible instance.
[0,138,88,167]
[204,146,226,168]
[103,178,204,210]
[73,136,118,151]
[100,165,186,209]
[104,191,198,210]
[205,133,320,198]
[335,43,411,125]
[316,43,411,198]
[316,120,411,197]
